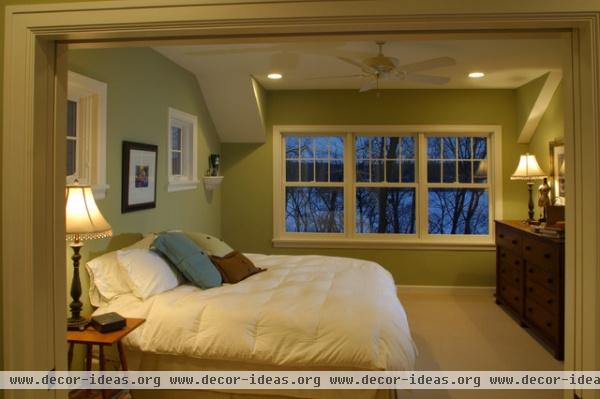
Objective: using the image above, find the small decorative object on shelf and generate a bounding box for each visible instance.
[209,153,220,176]
[203,175,224,191]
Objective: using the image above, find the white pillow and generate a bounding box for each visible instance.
[85,233,157,306]
[116,249,179,300]
[86,251,131,307]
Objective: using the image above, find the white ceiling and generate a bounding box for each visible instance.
[154,36,567,142]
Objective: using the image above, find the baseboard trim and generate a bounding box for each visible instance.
[396,284,495,295]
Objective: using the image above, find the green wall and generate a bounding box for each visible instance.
[67,46,221,310]
[516,73,548,138]
[66,47,221,368]
[222,89,527,287]
[528,83,564,173]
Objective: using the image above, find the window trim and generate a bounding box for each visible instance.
[67,71,108,199]
[167,107,199,192]
[273,125,503,250]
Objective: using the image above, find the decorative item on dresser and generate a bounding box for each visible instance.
[495,220,564,360]
[510,153,547,223]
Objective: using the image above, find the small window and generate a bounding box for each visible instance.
[66,71,108,199]
[167,108,198,192]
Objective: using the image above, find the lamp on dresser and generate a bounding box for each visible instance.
[510,153,546,223]
[65,180,112,330]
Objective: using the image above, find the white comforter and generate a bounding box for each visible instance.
[95,254,416,371]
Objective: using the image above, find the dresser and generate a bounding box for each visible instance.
[495,220,564,360]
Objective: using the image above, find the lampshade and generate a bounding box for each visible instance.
[475,160,488,177]
[510,153,546,180]
[65,181,112,241]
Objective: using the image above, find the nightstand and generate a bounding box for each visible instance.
[67,318,144,399]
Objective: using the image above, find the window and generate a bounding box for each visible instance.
[67,71,108,199]
[273,126,502,248]
[167,107,198,192]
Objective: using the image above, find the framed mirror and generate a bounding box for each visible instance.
[549,139,565,205]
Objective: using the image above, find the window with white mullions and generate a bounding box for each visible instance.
[66,71,108,199]
[284,135,344,233]
[274,125,501,248]
[167,107,198,192]
[426,135,490,235]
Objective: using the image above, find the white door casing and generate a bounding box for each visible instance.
[3,3,600,399]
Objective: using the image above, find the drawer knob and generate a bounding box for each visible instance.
[528,287,534,293]
[547,278,554,284]
[514,278,520,283]
[546,321,552,328]
[528,268,534,273]
[499,233,505,239]
[501,253,506,258]
[512,239,519,245]
[543,253,551,259]
[514,296,519,301]
[525,245,531,251]
[528,307,533,312]
[514,260,520,265]
[547,299,554,305]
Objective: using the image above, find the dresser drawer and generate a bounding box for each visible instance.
[526,262,558,292]
[522,236,560,268]
[498,279,522,314]
[496,224,522,254]
[525,298,559,344]
[499,259,522,287]
[526,279,559,315]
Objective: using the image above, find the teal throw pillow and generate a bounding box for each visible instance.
[151,232,222,289]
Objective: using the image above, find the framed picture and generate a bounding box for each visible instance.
[122,141,158,213]
[549,139,565,205]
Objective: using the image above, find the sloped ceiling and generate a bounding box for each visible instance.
[154,35,566,143]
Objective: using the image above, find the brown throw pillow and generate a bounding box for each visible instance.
[209,251,265,284]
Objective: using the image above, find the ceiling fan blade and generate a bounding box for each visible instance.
[359,79,378,92]
[405,73,451,85]
[399,56,456,73]
[337,56,377,75]
[305,74,367,80]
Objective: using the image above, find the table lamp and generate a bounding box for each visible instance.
[510,153,546,223]
[65,181,112,330]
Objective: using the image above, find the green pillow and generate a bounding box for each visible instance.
[151,232,222,289]
[184,232,234,257]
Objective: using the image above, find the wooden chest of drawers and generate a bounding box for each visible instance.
[495,220,565,360]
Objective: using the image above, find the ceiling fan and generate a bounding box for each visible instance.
[317,41,456,92]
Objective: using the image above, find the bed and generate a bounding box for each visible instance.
[91,253,417,399]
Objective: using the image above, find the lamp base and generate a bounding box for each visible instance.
[67,316,89,331]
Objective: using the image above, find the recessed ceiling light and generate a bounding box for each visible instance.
[267,73,282,80]
[468,72,485,78]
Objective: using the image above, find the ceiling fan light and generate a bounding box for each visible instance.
[468,71,485,78]
[267,73,282,80]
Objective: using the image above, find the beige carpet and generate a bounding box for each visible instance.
[397,288,563,399]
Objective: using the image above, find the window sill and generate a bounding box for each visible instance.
[167,180,199,192]
[272,237,496,251]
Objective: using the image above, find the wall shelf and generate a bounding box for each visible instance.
[203,176,224,191]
